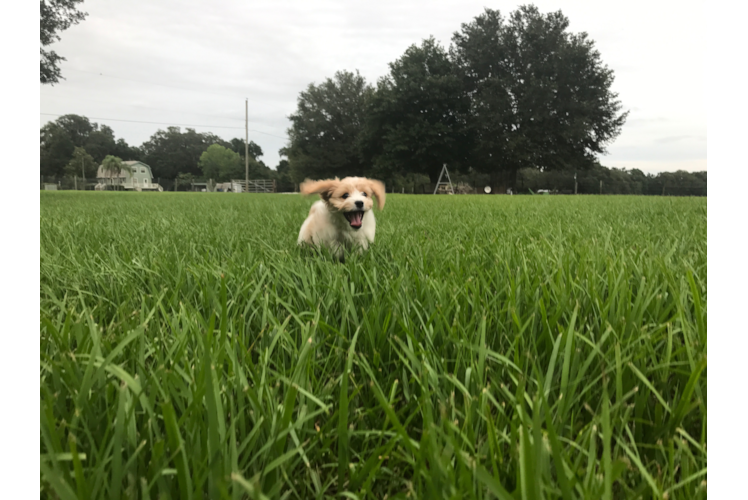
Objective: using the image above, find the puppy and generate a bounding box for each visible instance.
[298,176,385,260]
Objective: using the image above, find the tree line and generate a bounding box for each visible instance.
[39,114,293,188]
[382,166,707,196]
[284,5,629,193]
[516,165,707,196]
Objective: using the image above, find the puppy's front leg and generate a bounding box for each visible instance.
[356,239,370,255]
[329,241,345,263]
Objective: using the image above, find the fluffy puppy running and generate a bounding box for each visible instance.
[298,176,386,260]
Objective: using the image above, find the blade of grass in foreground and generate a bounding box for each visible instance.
[602,386,613,500]
[40,460,79,500]
[110,383,127,500]
[162,401,193,500]
[338,328,360,484]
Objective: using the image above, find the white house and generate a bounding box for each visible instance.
[95,161,163,191]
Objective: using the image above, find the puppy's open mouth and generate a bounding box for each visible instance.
[343,210,364,229]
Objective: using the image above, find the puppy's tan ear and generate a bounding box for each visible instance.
[300,178,339,201]
[368,179,386,210]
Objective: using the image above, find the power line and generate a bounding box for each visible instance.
[64,68,245,100]
[41,91,269,127]
[40,113,287,139]
[126,105,246,125]
[45,68,290,139]
[51,69,278,125]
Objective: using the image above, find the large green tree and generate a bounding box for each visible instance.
[40,0,88,84]
[450,5,628,191]
[198,144,244,182]
[285,70,374,181]
[140,127,229,179]
[362,37,470,184]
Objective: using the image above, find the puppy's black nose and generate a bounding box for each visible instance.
[355,200,364,209]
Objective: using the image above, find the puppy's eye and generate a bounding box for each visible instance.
[362,192,368,197]
[342,193,349,199]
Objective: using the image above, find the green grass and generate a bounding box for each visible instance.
[40,192,706,499]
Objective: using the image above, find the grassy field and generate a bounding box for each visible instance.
[40,192,706,500]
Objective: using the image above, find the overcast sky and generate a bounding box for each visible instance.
[39,0,706,174]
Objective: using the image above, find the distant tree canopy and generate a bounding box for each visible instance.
[38,114,283,184]
[40,0,88,84]
[63,147,97,179]
[226,138,279,179]
[40,114,139,176]
[198,144,244,182]
[228,138,264,161]
[285,4,629,192]
[139,127,231,179]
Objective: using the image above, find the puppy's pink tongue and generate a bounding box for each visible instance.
[350,212,363,227]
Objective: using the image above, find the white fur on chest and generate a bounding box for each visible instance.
[298,200,376,255]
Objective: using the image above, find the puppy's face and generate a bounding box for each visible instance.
[301,176,385,230]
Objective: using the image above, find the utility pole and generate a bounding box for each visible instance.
[574,172,578,195]
[245,99,249,193]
